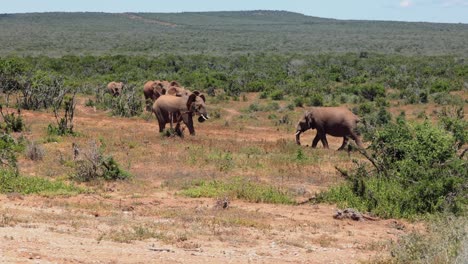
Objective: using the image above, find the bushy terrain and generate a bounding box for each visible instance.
[0,11,467,56]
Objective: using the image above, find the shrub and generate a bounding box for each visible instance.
[25,141,45,161]
[359,83,385,101]
[71,140,131,182]
[319,119,467,218]
[94,84,143,117]
[270,89,284,100]
[306,93,324,107]
[0,106,24,133]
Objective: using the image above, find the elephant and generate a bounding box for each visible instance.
[167,86,192,97]
[143,80,166,111]
[152,92,209,136]
[295,107,363,150]
[143,80,184,111]
[107,81,124,96]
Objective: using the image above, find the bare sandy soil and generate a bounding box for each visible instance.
[0,94,423,263]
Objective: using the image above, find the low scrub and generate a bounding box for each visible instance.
[0,168,83,196]
[180,177,295,205]
[379,215,467,263]
[71,140,131,182]
[319,116,467,218]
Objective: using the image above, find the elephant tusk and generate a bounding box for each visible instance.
[202,115,209,120]
[295,131,301,136]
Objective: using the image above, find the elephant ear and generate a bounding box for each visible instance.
[192,90,201,96]
[167,87,178,96]
[306,113,316,129]
[186,94,197,111]
[199,94,206,102]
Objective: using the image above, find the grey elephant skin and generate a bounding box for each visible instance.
[295,107,363,150]
[152,93,208,136]
[107,81,124,96]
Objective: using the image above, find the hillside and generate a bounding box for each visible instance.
[0,11,467,56]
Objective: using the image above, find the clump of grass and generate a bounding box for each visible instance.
[375,216,467,264]
[0,168,83,196]
[107,225,165,243]
[180,177,295,205]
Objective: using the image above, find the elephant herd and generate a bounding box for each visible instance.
[109,80,209,136]
[107,81,363,150]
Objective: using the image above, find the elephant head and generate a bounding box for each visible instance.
[295,111,314,145]
[186,92,209,122]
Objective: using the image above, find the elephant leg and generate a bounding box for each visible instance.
[350,133,364,149]
[155,112,166,133]
[182,113,195,135]
[312,134,321,148]
[338,136,349,151]
[320,134,329,149]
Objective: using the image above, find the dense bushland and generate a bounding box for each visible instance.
[1,54,466,109]
[1,12,467,56]
[320,113,467,218]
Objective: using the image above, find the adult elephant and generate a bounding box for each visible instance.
[295,107,363,150]
[107,81,124,96]
[143,81,166,111]
[152,92,209,136]
[143,80,183,111]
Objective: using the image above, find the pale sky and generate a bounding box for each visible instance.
[1,0,467,24]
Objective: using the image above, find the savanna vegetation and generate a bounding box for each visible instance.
[0,11,467,263]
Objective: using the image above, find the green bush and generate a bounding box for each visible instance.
[0,107,24,133]
[270,89,284,100]
[319,118,467,218]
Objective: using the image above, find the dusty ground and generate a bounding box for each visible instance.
[0,93,433,263]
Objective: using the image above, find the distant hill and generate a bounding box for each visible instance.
[0,11,466,56]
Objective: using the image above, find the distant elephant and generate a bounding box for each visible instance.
[107,81,124,96]
[152,92,209,135]
[295,107,363,150]
[143,81,166,111]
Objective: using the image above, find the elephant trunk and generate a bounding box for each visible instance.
[295,130,302,145]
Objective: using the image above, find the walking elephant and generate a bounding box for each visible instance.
[295,107,363,150]
[152,92,209,136]
[107,81,124,96]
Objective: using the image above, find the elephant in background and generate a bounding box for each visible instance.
[295,107,363,150]
[107,81,124,96]
[152,92,209,136]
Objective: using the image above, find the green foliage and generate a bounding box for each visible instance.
[0,168,83,196]
[305,93,324,106]
[0,107,24,133]
[180,177,295,205]
[270,89,284,100]
[0,12,467,56]
[0,133,23,171]
[319,119,467,218]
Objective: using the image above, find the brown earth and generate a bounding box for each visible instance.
[0,93,433,263]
